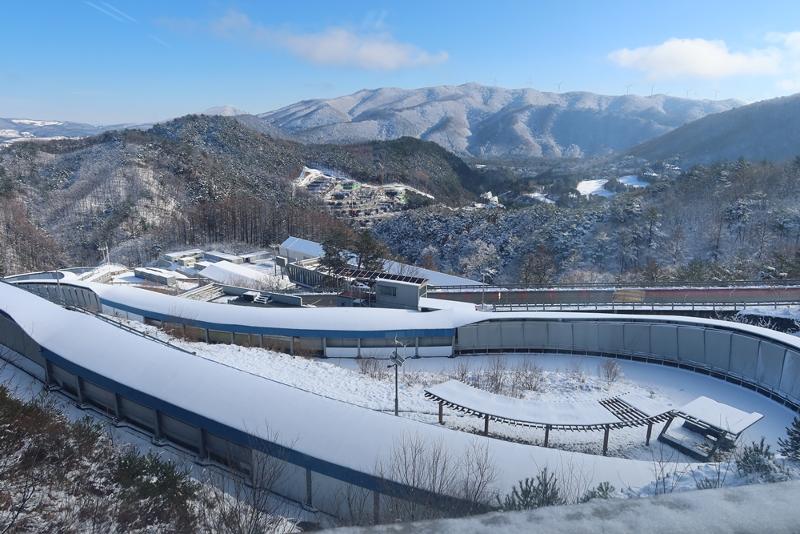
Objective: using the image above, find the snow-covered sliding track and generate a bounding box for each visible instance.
[0,282,665,520]
[12,277,800,413]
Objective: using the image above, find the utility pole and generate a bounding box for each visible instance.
[387,335,406,416]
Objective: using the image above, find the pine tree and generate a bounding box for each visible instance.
[498,468,564,511]
[778,416,800,461]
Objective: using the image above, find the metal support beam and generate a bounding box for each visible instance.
[602,425,610,455]
[305,468,313,507]
[484,414,489,436]
[646,421,653,446]
[373,491,380,524]
[438,401,444,425]
[153,410,163,440]
[198,428,208,459]
[44,360,54,387]
[75,376,85,405]
[544,424,551,447]
[113,393,122,419]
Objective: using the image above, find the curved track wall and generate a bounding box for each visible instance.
[456,318,800,411]
[12,278,800,412]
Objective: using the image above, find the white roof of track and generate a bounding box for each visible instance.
[679,396,763,435]
[11,278,800,348]
[279,236,324,258]
[0,282,664,494]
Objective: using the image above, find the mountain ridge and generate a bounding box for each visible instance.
[627,93,800,166]
[257,83,740,159]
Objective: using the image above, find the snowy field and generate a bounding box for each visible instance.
[576,178,613,197]
[116,319,795,461]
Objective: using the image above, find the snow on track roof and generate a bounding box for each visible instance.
[13,278,800,349]
[0,282,663,492]
[198,260,289,287]
[279,236,324,258]
[426,380,621,426]
[679,396,763,435]
[381,259,483,286]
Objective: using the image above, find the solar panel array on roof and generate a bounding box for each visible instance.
[330,266,427,285]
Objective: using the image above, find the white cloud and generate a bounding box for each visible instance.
[210,10,447,70]
[609,38,781,80]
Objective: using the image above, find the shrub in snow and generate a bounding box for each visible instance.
[580,481,615,503]
[509,360,545,396]
[778,416,800,462]
[114,450,198,528]
[356,357,387,380]
[598,359,622,383]
[735,438,786,482]
[498,468,565,511]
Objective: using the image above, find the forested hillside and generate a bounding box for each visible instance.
[374,160,800,284]
[0,115,475,275]
[628,94,800,166]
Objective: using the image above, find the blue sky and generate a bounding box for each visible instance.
[2,0,800,123]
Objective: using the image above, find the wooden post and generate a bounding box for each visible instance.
[544,425,551,448]
[602,425,610,455]
[483,414,489,436]
[438,401,444,425]
[659,415,675,439]
[646,421,654,446]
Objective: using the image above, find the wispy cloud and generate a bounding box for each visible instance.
[100,2,136,23]
[609,38,780,80]
[148,35,170,48]
[83,2,170,49]
[83,1,136,23]
[84,1,124,22]
[207,10,447,70]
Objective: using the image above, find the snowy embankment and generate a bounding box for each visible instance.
[333,480,800,534]
[740,305,800,322]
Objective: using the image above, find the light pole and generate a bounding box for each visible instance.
[387,335,406,416]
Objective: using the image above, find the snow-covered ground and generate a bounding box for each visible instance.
[114,318,795,462]
[576,179,614,198]
[741,305,800,322]
[522,192,555,204]
[618,175,649,188]
[334,480,800,534]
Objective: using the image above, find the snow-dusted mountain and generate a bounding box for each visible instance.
[203,105,248,116]
[257,83,740,159]
[0,117,103,144]
[0,117,140,145]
